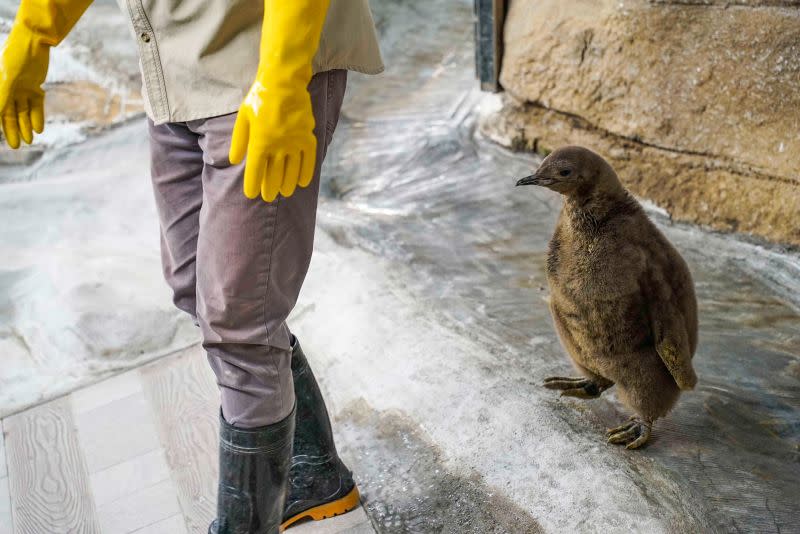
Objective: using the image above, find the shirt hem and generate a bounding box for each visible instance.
[146,63,384,125]
[317,63,385,76]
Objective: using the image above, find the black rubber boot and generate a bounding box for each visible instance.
[281,338,360,529]
[209,406,295,534]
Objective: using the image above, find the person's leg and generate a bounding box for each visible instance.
[265,70,360,529]
[195,69,348,534]
[147,119,204,321]
[283,337,360,529]
[192,69,348,428]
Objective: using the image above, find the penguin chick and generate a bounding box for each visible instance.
[517,146,698,449]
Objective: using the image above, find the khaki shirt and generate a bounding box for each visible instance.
[115,0,384,124]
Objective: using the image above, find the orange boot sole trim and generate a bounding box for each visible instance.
[280,486,361,531]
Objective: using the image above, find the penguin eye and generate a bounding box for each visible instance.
[559,169,572,177]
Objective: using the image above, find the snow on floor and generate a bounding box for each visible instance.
[0,124,198,416]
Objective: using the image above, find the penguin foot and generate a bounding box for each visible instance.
[606,417,652,449]
[543,376,605,399]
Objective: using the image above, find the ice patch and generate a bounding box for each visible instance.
[33,120,89,148]
[638,197,671,219]
[0,121,199,417]
[475,92,504,118]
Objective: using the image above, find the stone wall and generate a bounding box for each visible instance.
[481,0,800,245]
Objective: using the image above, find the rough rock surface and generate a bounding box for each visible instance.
[486,0,800,245]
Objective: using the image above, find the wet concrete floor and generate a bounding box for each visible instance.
[313,1,800,532]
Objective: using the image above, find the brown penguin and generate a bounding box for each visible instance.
[517,146,698,449]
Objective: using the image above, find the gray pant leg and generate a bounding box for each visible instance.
[148,120,204,320]
[190,69,347,428]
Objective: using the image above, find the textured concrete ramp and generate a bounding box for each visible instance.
[297,1,800,532]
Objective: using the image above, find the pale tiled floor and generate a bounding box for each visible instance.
[0,346,374,534]
[1,420,11,534]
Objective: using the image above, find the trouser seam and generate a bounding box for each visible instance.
[325,72,334,139]
[262,194,283,417]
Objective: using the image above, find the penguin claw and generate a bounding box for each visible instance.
[560,387,601,399]
[606,416,637,435]
[606,418,651,449]
[543,376,602,398]
[544,376,585,383]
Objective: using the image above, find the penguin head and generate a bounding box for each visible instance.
[516,146,621,199]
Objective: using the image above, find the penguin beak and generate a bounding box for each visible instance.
[515,174,538,186]
[516,173,553,187]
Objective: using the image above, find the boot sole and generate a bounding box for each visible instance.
[281,486,361,530]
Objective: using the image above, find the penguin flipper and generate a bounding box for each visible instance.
[643,269,698,391]
[654,336,697,390]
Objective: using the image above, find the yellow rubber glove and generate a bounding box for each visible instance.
[0,0,93,149]
[229,0,331,202]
